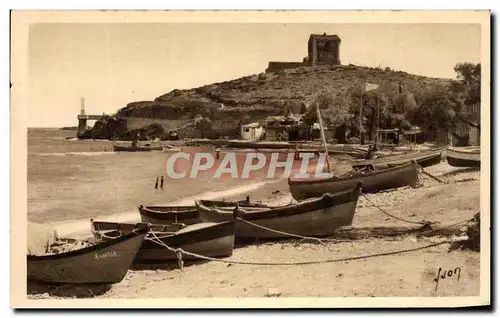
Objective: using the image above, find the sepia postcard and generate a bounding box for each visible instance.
[10,10,490,309]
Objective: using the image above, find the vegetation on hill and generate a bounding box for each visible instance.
[99,62,480,142]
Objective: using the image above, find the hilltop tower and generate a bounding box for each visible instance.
[307,33,341,66]
[266,33,341,73]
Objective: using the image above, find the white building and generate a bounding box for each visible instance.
[241,123,265,141]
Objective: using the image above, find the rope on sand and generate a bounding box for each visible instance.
[359,160,449,226]
[147,231,450,270]
[235,216,467,242]
[414,161,446,184]
[234,217,348,244]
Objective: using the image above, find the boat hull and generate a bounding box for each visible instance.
[289,162,419,200]
[113,145,163,152]
[93,220,236,263]
[385,152,442,168]
[27,226,148,284]
[446,148,481,168]
[138,205,201,226]
[352,147,445,169]
[196,185,360,240]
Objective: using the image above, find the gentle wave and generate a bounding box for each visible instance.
[38,151,116,157]
[50,179,281,238]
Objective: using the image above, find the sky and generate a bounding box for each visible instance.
[27,23,481,127]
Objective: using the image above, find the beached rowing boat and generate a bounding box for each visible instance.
[27,224,149,284]
[138,198,262,226]
[138,205,201,225]
[195,183,361,240]
[91,219,236,262]
[445,146,481,168]
[288,161,419,200]
[351,146,445,169]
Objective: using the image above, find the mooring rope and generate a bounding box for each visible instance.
[234,217,348,244]
[237,215,468,241]
[146,231,450,270]
[414,162,446,184]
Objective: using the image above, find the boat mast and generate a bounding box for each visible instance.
[315,102,332,174]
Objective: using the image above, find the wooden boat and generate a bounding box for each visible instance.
[113,144,164,152]
[195,183,361,240]
[91,219,236,262]
[27,224,149,284]
[445,147,481,168]
[137,198,259,225]
[351,146,445,169]
[138,205,201,225]
[288,161,419,200]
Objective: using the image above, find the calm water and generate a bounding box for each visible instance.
[27,129,271,229]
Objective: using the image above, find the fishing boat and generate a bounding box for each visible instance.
[195,183,361,240]
[113,144,164,152]
[445,146,481,168]
[138,205,201,225]
[137,197,260,226]
[288,161,419,201]
[351,146,445,169]
[27,224,149,284]
[91,218,236,263]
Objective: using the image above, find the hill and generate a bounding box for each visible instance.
[117,64,451,126]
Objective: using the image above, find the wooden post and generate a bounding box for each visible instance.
[376,94,380,144]
[316,102,332,173]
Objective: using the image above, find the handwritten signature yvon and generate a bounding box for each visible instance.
[434,267,461,292]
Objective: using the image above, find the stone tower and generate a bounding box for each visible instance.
[307,33,341,66]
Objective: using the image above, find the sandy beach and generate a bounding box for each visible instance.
[27,161,481,299]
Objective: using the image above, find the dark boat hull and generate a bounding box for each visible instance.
[386,152,442,169]
[195,184,361,240]
[92,220,236,262]
[138,205,201,225]
[352,147,445,169]
[445,148,481,168]
[113,145,163,152]
[27,225,149,284]
[289,161,419,201]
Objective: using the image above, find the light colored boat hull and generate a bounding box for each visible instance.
[446,148,481,167]
[232,201,357,239]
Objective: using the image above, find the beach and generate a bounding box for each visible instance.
[26,129,480,298]
[98,162,481,298]
[28,129,480,299]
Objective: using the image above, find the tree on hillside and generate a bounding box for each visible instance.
[194,115,212,138]
[302,92,351,127]
[412,84,461,134]
[453,62,481,107]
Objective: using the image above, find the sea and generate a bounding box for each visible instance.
[27,128,280,237]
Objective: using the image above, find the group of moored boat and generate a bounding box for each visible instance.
[113,144,182,152]
[27,145,481,290]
